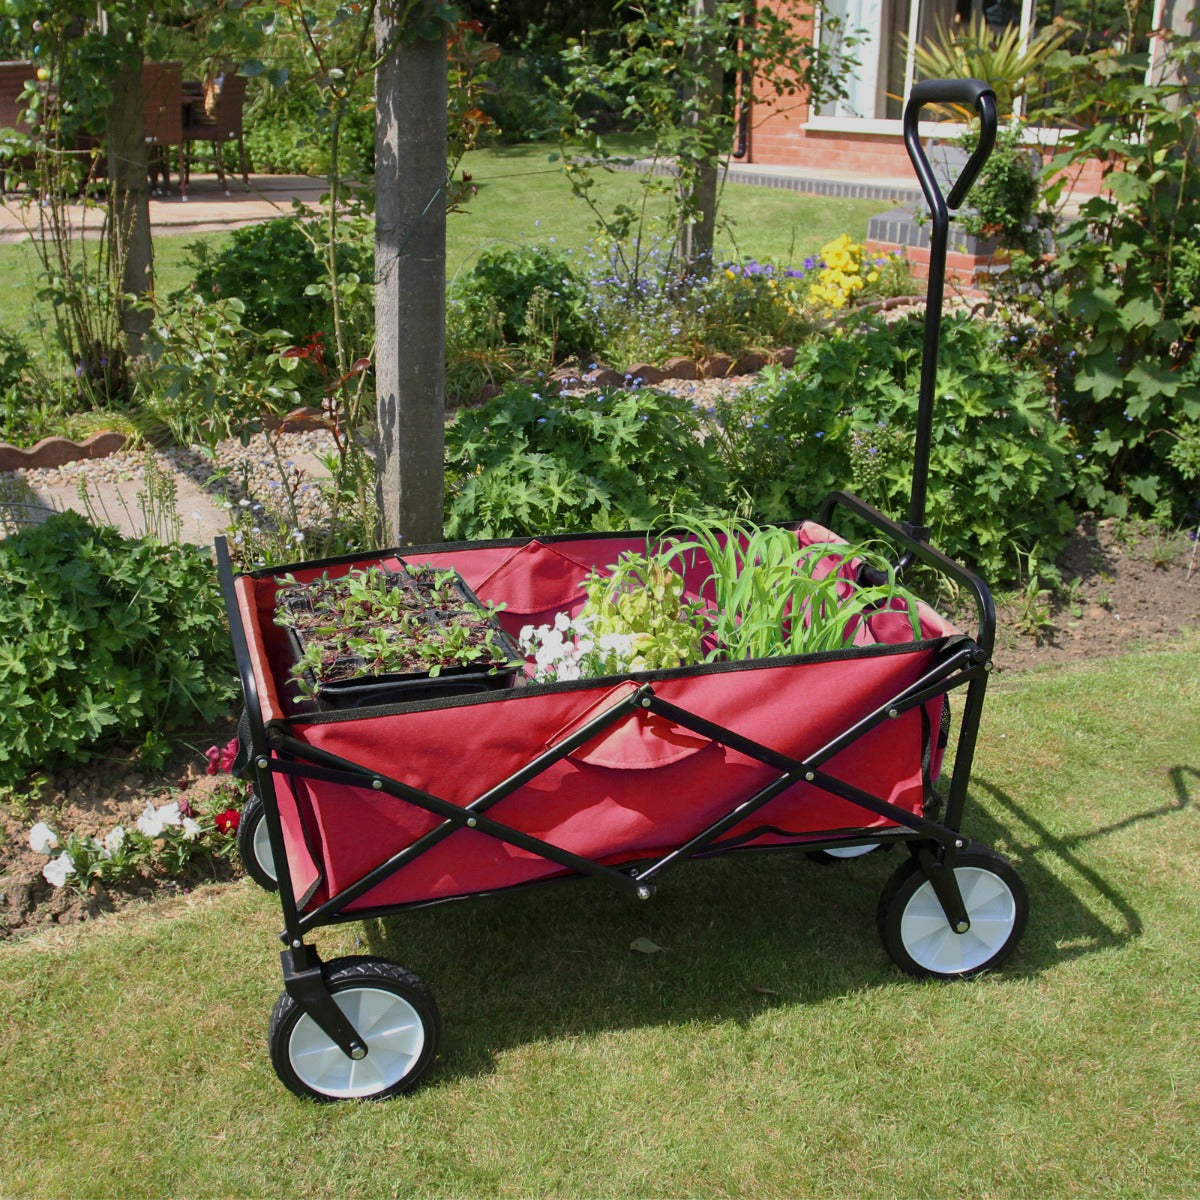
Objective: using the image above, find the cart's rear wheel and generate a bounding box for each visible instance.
[807,843,881,865]
[269,956,440,1102]
[877,848,1028,979]
[237,792,277,891]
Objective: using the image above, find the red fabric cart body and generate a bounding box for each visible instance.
[235,524,958,916]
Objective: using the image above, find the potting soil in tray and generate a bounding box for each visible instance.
[276,561,523,710]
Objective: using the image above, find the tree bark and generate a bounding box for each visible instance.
[678,0,724,276]
[106,52,153,359]
[374,6,448,547]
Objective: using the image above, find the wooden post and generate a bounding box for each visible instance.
[374,4,447,547]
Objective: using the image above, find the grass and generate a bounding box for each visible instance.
[445,141,886,283]
[1,640,1198,1197]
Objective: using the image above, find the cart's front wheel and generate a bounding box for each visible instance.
[237,792,277,891]
[877,848,1028,979]
[269,957,440,1101]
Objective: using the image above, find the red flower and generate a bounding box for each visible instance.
[203,738,239,775]
[214,809,240,834]
[218,738,239,773]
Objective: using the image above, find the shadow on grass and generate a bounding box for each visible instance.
[347,768,1194,1084]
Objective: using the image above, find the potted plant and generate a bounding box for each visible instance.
[274,561,521,709]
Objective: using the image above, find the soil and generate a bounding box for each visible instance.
[1,516,1196,944]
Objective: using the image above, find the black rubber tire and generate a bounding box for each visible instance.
[269,956,440,1102]
[877,846,1028,979]
[237,791,277,892]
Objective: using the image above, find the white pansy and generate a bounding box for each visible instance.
[104,826,126,854]
[42,852,76,888]
[29,822,59,855]
[181,817,203,841]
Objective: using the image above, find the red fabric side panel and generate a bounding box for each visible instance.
[288,648,939,912]
[272,770,324,905]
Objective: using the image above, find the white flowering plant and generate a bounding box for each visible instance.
[519,550,708,683]
[27,741,247,895]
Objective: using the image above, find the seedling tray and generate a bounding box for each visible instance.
[279,561,523,711]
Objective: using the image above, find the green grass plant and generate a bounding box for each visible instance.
[667,515,921,658]
[1,641,1197,1197]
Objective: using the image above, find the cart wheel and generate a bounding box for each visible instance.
[237,792,277,892]
[269,956,440,1102]
[807,843,882,865]
[877,848,1028,979]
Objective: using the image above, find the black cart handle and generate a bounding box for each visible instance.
[904,78,998,214]
[898,78,997,554]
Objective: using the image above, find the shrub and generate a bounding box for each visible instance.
[454,244,594,364]
[444,384,726,538]
[185,214,372,340]
[0,512,236,786]
[710,314,1075,581]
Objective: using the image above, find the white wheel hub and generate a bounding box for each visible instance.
[252,813,276,882]
[288,986,427,1099]
[900,866,1018,975]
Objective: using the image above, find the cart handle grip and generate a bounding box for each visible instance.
[904,78,997,214]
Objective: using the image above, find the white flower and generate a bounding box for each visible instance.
[156,802,183,828]
[29,822,59,855]
[42,852,76,888]
[181,817,203,841]
[104,826,126,855]
[136,803,166,837]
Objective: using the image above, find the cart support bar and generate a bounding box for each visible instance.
[281,947,368,1061]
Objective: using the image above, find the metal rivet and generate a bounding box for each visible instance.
[955,921,970,934]
[466,817,477,828]
[956,839,966,849]
[641,698,652,708]
[350,1046,367,1060]
[637,886,651,900]
[371,778,383,790]
[805,771,815,782]
[292,939,302,949]
[256,757,268,770]
[887,708,899,718]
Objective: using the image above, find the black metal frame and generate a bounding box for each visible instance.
[216,80,1000,1060]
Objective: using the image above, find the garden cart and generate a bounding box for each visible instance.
[216,78,1028,1102]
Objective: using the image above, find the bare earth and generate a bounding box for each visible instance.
[1,515,1196,942]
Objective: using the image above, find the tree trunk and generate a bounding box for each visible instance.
[374,6,448,547]
[106,52,153,359]
[678,0,725,276]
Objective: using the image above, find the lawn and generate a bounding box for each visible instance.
[1,641,1197,1198]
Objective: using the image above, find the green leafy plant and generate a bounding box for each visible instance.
[453,244,594,365]
[708,314,1075,582]
[904,16,1074,117]
[987,29,1200,522]
[957,121,1047,258]
[0,511,236,786]
[444,383,725,539]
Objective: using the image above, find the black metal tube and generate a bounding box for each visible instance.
[901,79,998,538]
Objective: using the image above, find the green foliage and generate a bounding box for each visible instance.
[905,16,1074,117]
[668,515,921,659]
[710,315,1074,580]
[186,216,346,338]
[958,121,1046,257]
[444,384,724,538]
[136,295,304,445]
[454,244,594,363]
[0,511,235,786]
[994,31,1200,521]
